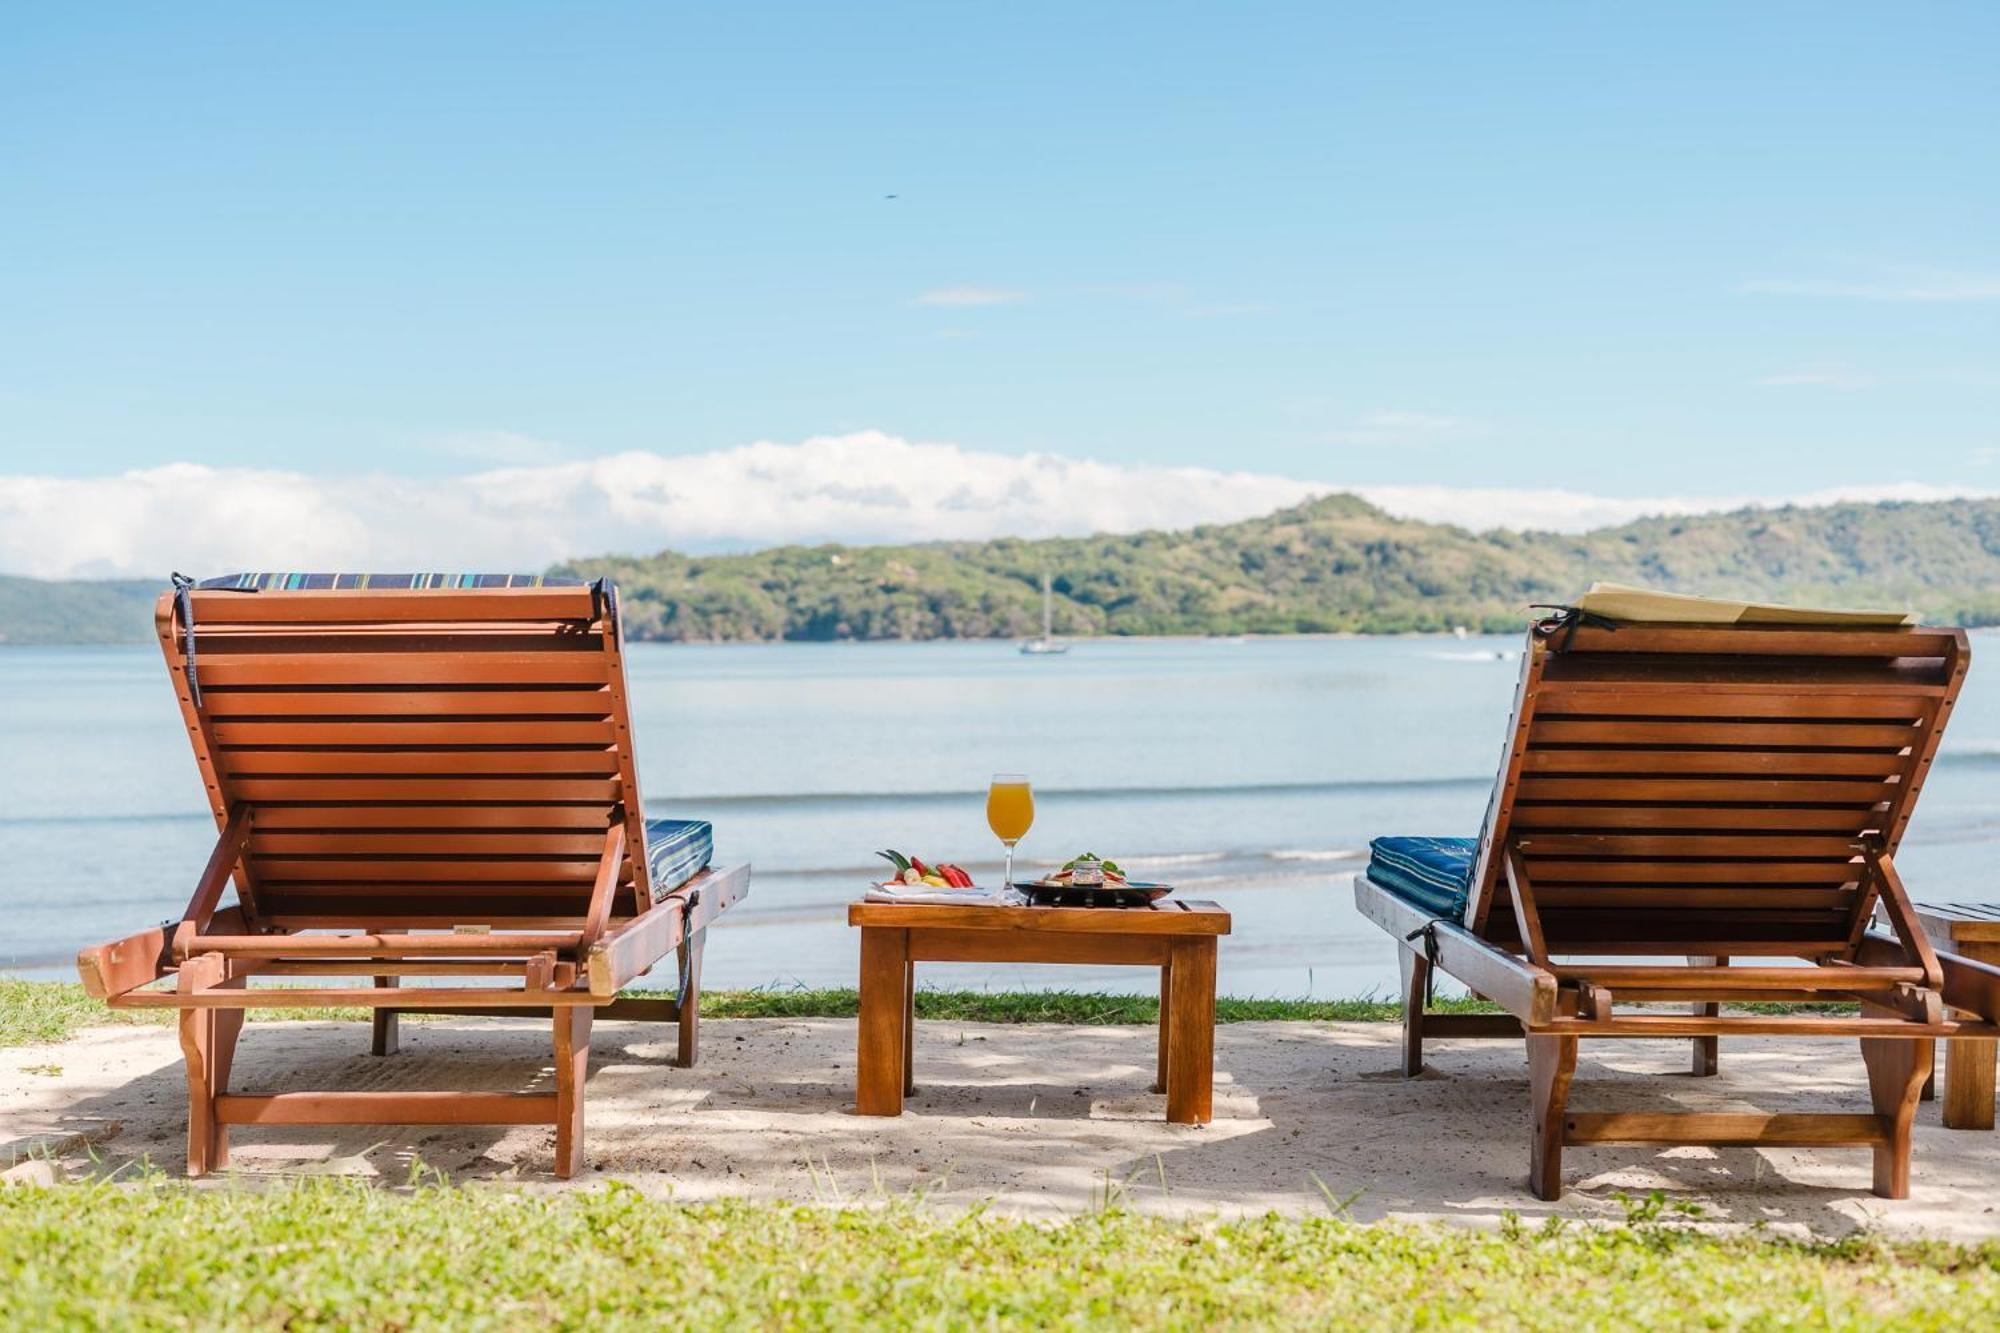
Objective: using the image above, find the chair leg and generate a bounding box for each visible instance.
[177,955,236,1176]
[1527,1034,1577,1201]
[1860,1033,1932,1199]
[1400,945,1429,1077]
[178,1006,221,1178]
[676,927,705,1069]
[553,1006,594,1179]
[1688,955,1723,1076]
[1153,961,1171,1094]
[372,975,401,1056]
[209,1002,245,1173]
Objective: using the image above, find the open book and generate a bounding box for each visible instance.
[1574,582,1917,627]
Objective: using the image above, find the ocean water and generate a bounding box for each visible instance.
[7,636,2000,998]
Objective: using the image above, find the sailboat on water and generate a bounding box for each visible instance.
[1020,573,1069,656]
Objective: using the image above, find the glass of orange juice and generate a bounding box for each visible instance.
[986,774,1034,888]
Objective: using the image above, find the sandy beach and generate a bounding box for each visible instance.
[8,1014,1997,1242]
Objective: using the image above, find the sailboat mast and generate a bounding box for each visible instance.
[1042,573,1053,639]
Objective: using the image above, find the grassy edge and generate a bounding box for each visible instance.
[2,977,1471,1047]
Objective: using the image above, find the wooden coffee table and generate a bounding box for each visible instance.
[847,898,1231,1123]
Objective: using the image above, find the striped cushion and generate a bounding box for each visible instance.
[645,819,713,902]
[1367,836,1476,920]
[196,573,585,590]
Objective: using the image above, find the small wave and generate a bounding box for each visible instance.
[750,848,1245,880]
[0,811,210,828]
[1123,851,1231,868]
[1265,848,1364,863]
[1418,650,1517,662]
[665,774,1489,812]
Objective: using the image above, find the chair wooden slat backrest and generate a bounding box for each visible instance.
[1464,620,1969,957]
[159,581,655,932]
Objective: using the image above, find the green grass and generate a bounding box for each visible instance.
[3,978,1469,1048]
[705,987,1491,1025]
[0,978,126,1047]
[2,1179,1995,1329]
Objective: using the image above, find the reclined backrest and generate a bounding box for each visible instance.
[159,574,652,931]
[1466,617,1969,957]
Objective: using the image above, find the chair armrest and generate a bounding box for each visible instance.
[584,864,750,997]
[1353,871,1558,1027]
[1856,929,2000,1022]
[1940,949,2000,1024]
[77,925,172,1000]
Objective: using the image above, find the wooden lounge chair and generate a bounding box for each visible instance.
[1354,586,2000,1199]
[76,573,750,1178]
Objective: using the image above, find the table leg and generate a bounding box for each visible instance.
[1153,961,1171,1094]
[1164,938,1216,1124]
[1943,1037,1998,1130]
[857,926,908,1116]
[903,959,917,1096]
[1942,940,1999,1130]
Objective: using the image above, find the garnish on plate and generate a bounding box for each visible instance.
[876,849,975,889]
[1041,853,1127,888]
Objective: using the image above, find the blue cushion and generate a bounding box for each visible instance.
[1367,836,1477,920]
[644,818,714,902]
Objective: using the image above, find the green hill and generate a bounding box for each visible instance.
[561,494,2000,641]
[0,576,161,646]
[14,494,2000,645]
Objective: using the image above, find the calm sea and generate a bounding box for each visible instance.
[7,636,2000,997]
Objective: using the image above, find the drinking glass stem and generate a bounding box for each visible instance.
[1003,842,1015,889]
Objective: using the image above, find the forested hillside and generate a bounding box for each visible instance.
[15,495,2000,644]
[560,495,2000,641]
[0,577,161,645]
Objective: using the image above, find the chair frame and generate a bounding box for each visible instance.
[1355,616,2000,1198]
[77,582,748,1178]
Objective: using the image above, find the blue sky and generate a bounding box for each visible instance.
[2,4,1997,574]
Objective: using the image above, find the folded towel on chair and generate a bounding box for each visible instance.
[1366,836,1476,920]
[644,818,714,901]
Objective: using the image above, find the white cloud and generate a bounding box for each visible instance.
[1744,268,2000,302]
[1,432,1991,579]
[913,286,1028,308]
[1354,481,1994,535]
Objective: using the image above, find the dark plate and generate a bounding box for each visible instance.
[1016,880,1173,908]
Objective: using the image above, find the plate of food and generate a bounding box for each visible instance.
[866,849,1003,903]
[1018,853,1173,907]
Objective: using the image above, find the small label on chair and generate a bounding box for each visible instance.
[452,924,491,934]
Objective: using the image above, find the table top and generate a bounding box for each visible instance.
[1916,902,2000,942]
[848,897,1230,935]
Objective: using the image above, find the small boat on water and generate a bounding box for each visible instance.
[1020,573,1069,655]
